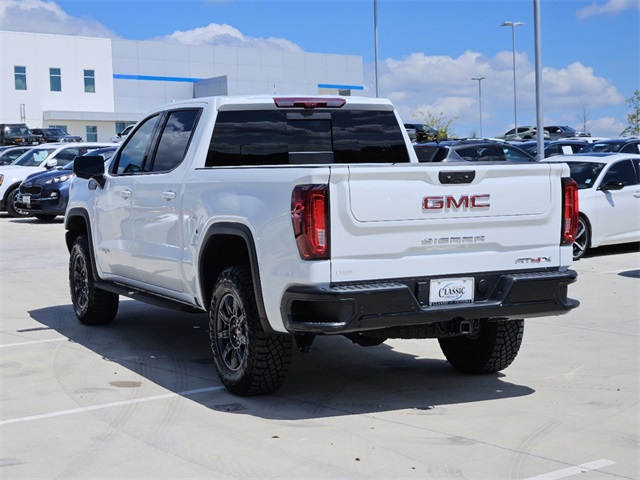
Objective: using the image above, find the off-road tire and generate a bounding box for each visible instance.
[438,320,524,374]
[573,215,590,260]
[210,266,292,396]
[69,235,119,325]
[6,188,30,218]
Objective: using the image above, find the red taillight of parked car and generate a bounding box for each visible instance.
[291,184,329,260]
[561,177,579,245]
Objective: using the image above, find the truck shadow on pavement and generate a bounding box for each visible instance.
[28,300,534,420]
[3,215,64,224]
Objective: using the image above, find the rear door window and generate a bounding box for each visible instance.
[151,109,201,172]
[620,142,640,154]
[54,147,80,163]
[601,159,638,187]
[502,145,533,162]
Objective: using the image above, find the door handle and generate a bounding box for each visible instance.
[120,190,132,199]
[162,191,177,201]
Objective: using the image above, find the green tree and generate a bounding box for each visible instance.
[412,111,458,141]
[620,90,640,136]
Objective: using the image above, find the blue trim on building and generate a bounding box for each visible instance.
[113,74,202,83]
[113,75,364,91]
[317,83,364,90]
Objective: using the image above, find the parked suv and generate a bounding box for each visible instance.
[413,139,535,162]
[544,125,591,139]
[497,126,550,140]
[0,124,43,146]
[582,138,640,154]
[31,128,82,143]
[0,142,115,217]
[0,146,34,166]
[16,146,117,221]
[518,139,590,158]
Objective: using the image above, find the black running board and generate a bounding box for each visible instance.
[95,280,203,314]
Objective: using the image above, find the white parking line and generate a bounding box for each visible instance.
[0,386,225,425]
[0,338,67,348]
[524,459,616,480]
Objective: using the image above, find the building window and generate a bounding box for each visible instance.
[86,125,97,142]
[14,66,27,90]
[84,69,95,93]
[50,68,62,91]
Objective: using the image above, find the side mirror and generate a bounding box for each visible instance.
[117,132,122,138]
[74,155,106,188]
[45,159,57,169]
[599,181,624,191]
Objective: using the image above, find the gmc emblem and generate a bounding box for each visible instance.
[423,194,490,210]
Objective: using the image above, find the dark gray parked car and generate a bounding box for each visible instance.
[30,128,82,143]
[414,139,535,163]
[544,125,591,139]
[0,124,42,146]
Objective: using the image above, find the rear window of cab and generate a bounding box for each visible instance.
[205,109,409,166]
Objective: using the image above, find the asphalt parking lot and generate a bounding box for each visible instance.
[1,214,638,480]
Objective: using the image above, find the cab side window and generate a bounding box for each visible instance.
[114,114,161,175]
[151,109,201,172]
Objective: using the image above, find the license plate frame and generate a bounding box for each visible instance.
[22,194,31,206]
[429,277,474,306]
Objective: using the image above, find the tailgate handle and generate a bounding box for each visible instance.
[439,171,476,184]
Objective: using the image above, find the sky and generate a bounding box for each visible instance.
[1,0,638,138]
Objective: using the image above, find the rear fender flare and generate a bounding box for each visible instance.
[198,222,273,334]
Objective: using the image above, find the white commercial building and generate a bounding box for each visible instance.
[0,31,364,142]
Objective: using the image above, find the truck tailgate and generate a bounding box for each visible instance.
[329,162,567,283]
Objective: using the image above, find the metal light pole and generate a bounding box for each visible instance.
[471,77,486,138]
[502,21,524,138]
[533,0,545,160]
[374,0,379,98]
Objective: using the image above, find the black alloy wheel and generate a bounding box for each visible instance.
[210,266,292,396]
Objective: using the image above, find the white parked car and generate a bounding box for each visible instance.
[0,142,116,217]
[550,153,640,259]
[109,124,134,143]
[497,126,550,140]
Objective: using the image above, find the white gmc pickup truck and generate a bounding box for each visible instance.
[66,95,580,396]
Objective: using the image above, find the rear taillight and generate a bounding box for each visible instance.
[561,177,579,245]
[291,184,329,260]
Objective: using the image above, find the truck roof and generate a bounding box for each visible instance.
[151,95,396,112]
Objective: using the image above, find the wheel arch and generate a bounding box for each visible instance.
[578,211,593,248]
[198,222,273,334]
[1,181,23,206]
[65,207,90,251]
[65,207,102,283]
